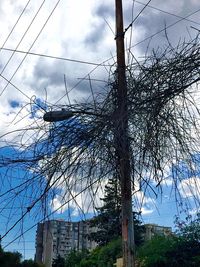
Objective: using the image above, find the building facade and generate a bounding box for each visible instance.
[35,219,96,267]
[144,223,172,241]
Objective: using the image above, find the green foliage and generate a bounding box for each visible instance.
[89,177,144,246]
[137,236,175,267]
[97,238,122,267]
[0,247,43,267]
[175,213,200,242]
[21,259,45,267]
[65,250,90,267]
[138,216,200,267]
[89,178,121,245]
[65,239,121,267]
[0,249,22,267]
[79,248,100,267]
[166,238,200,267]
[52,255,65,267]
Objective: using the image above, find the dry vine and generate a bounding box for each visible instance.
[0,34,200,243]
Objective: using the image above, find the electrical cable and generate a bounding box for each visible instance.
[54,7,200,105]
[0,47,111,66]
[0,0,46,77]
[124,0,152,34]
[135,0,200,26]
[129,7,200,49]
[0,0,61,97]
[0,0,32,53]
[1,3,200,248]
[1,4,199,106]
[2,177,101,248]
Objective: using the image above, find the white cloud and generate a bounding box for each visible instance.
[140,206,154,215]
[0,0,197,139]
[178,176,200,198]
[50,179,105,215]
[133,191,156,215]
[189,207,200,215]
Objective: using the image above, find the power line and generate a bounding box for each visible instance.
[2,2,198,107]
[0,73,32,100]
[129,7,200,49]
[135,1,200,26]
[54,7,200,105]
[0,47,110,66]
[124,0,152,34]
[0,0,46,77]
[2,177,102,249]
[0,0,62,97]
[2,241,35,244]
[0,0,32,53]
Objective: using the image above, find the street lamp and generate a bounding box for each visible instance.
[43,109,107,122]
[43,109,75,122]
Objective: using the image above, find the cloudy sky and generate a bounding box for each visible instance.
[0,0,200,259]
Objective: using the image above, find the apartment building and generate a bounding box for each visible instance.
[35,219,96,267]
[144,223,172,241]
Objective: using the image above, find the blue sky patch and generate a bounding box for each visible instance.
[9,100,20,108]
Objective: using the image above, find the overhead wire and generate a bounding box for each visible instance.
[0,0,32,54]
[0,47,111,67]
[54,6,200,105]
[1,3,199,105]
[127,0,136,64]
[129,7,200,49]
[135,0,200,26]
[0,0,62,98]
[1,2,200,248]
[124,0,152,34]
[0,0,46,77]
[2,176,102,248]
[0,73,33,100]
[0,1,198,67]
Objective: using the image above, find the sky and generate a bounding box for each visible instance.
[0,0,199,260]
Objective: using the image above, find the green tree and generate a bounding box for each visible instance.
[166,238,200,267]
[97,238,122,267]
[137,216,200,267]
[0,248,22,267]
[52,255,65,267]
[21,259,44,267]
[0,246,43,267]
[89,177,144,246]
[65,239,121,267]
[175,213,200,242]
[79,248,100,267]
[137,235,175,267]
[65,250,90,267]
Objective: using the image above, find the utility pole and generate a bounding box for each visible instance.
[43,1,135,265]
[115,0,135,266]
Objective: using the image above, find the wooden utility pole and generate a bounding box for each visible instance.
[115,0,135,267]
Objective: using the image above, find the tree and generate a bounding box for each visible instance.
[65,250,90,267]
[52,255,65,267]
[166,238,200,267]
[65,239,121,267]
[175,213,200,242]
[0,246,43,267]
[21,259,45,267]
[137,215,200,267]
[0,249,22,267]
[97,238,122,267]
[137,236,175,267]
[89,177,144,246]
